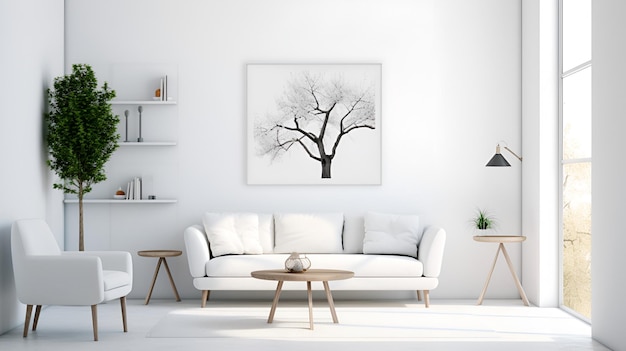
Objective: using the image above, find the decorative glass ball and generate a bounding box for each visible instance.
[284,252,311,273]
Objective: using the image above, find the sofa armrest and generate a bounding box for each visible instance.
[418,226,446,277]
[184,225,211,278]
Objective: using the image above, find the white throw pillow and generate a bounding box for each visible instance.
[202,213,263,257]
[363,212,421,258]
[273,213,344,254]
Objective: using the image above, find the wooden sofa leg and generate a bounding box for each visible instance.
[416,290,422,301]
[23,305,33,337]
[32,305,42,331]
[424,290,430,308]
[201,290,210,308]
[120,296,128,332]
[91,305,99,341]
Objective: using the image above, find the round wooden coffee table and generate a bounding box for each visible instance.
[251,269,354,330]
[137,250,182,305]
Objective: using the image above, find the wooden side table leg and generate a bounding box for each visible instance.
[477,244,502,305]
[307,281,314,330]
[161,257,181,302]
[145,257,163,305]
[323,281,339,323]
[500,244,530,306]
[268,281,283,323]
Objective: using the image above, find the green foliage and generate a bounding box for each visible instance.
[46,64,119,196]
[473,209,495,230]
[46,64,119,250]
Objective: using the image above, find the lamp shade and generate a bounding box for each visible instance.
[486,153,511,167]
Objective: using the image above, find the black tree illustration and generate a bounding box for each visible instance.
[254,71,376,179]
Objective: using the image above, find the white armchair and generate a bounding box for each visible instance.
[11,219,133,341]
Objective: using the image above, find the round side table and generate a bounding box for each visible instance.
[137,250,182,305]
[473,235,529,306]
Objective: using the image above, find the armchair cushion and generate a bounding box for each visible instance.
[103,270,132,291]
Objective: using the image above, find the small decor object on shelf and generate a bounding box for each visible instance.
[137,105,143,142]
[284,252,311,273]
[124,110,129,142]
[114,187,126,199]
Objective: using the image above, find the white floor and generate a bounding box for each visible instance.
[0,298,612,351]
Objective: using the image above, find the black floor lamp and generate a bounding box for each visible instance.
[486,143,522,167]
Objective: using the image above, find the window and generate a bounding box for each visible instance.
[560,0,592,320]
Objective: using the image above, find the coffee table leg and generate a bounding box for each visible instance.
[307,281,314,330]
[161,258,181,302]
[322,281,339,323]
[268,281,284,323]
[145,257,163,305]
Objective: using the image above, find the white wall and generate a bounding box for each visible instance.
[64,0,524,300]
[521,0,559,307]
[592,1,626,349]
[0,0,65,335]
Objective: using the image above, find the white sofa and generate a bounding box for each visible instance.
[184,212,446,308]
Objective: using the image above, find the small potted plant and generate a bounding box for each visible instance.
[472,208,496,235]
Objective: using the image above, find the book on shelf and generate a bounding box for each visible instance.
[158,75,169,101]
[125,177,142,200]
[159,78,164,101]
[164,75,168,101]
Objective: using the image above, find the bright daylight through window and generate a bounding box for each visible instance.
[561,0,591,320]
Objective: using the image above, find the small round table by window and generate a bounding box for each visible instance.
[137,250,182,305]
[473,235,529,306]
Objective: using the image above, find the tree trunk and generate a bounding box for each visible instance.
[78,184,84,251]
[321,156,332,178]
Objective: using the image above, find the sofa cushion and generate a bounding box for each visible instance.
[343,215,365,253]
[258,213,274,253]
[205,254,423,277]
[273,213,344,254]
[202,213,263,257]
[363,212,421,258]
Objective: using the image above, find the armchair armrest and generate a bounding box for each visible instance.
[63,251,132,278]
[418,226,446,277]
[184,225,211,278]
[17,255,105,305]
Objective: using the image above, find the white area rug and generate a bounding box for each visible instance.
[146,303,591,341]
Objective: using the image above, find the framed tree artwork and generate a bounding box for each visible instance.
[247,64,382,185]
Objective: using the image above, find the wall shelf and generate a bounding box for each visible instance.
[64,199,177,204]
[118,141,177,146]
[111,100,176,105]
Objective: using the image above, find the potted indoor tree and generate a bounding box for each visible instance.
[46,64,119,251]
